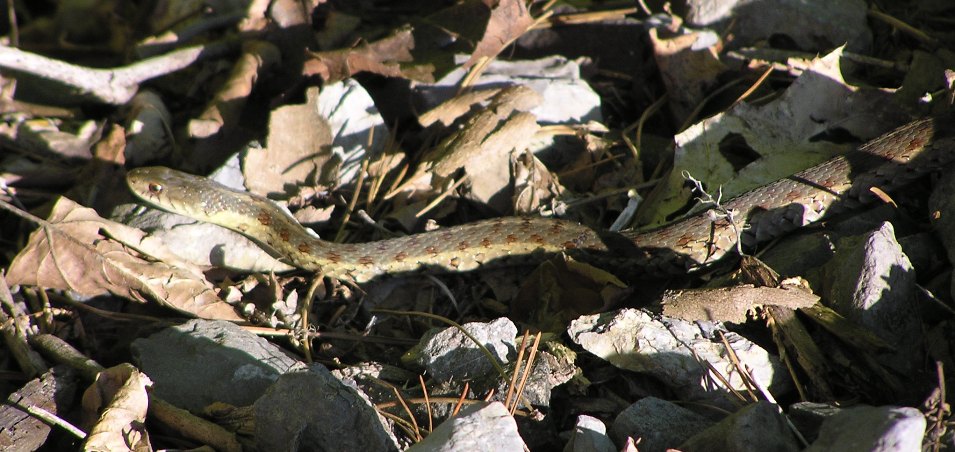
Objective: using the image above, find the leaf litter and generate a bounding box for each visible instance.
[1,0,955,450]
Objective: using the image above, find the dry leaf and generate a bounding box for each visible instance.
[243,87,334,196]
[6,197,242,320]
[463,0,536,69]
[511,255,628,332]
[636,47,908,227]
[304,28,434,83]
[511,149,564,215]
[649,27,727,122]
[188,41,281,138]
[418,87,503,127]
[394,85,542,214]
[81,364,153,451]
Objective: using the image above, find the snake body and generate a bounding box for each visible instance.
[126,115,955,282]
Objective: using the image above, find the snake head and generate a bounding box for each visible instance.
[127,167,208,209]
[126,166,252,217]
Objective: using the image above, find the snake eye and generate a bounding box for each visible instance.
[147,182,164,194]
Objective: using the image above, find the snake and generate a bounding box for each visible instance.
[126,115,955,283]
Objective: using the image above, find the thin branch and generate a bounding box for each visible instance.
[0,41,237,104]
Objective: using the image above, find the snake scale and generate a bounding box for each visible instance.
[127,115,955,282]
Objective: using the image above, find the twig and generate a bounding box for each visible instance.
[424,275,460,314]
[0,272,46,377]
[419,375,434,433]
[868,8,938,46]
[510,332,541,415]
[335,156,370,243]
[0,41,237,105]
[414,175,470,218]
[392,386,421,441]
[504,331,530,408]
[299,274,326,364]
[682,170,744,256]
[24,405,86,439]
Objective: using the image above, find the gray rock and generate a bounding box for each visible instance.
[407,401,526,452]
[685,0,871,53]
[679,402,800,452]
[788,402,843,442]
[821,222,921,373]
[564,415,615,452]
[254,366,399,451]
[805,405,924,452]
[403,318,517,381]
[568,309,790,407]
[333,361,420,404]
[760,203,904,283]
[610,397,712,452]
[131,319,305,411]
